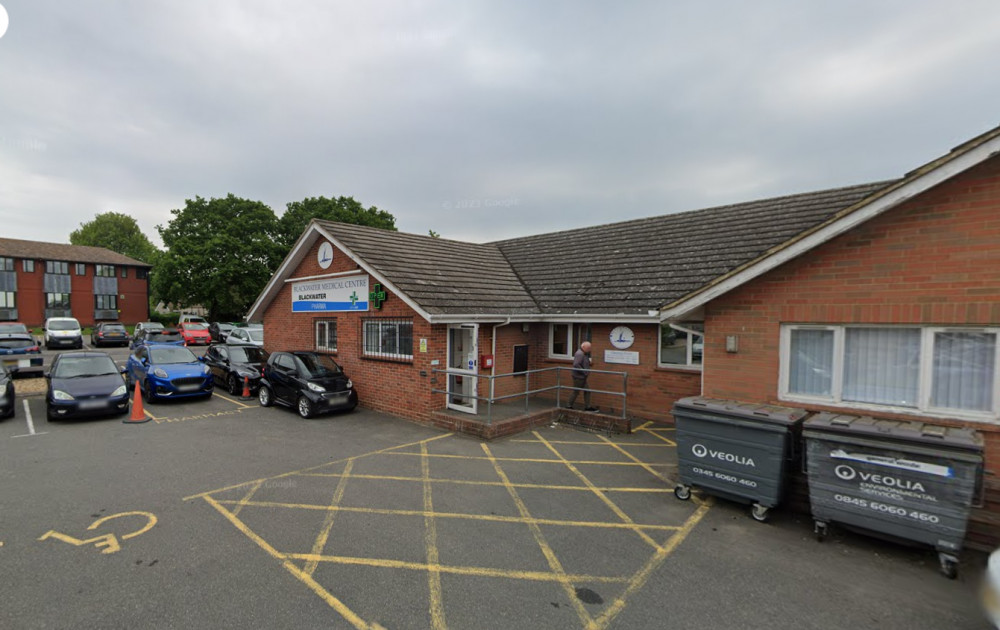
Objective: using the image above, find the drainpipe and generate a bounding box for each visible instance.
[490,318,512,403]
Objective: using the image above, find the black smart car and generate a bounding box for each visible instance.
[0,366,14,419]
[258,351,357,418]
[204,342,267,395]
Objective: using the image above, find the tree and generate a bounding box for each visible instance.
[69,211,159,264]
[276,196,397,252]
[154,194,282,320]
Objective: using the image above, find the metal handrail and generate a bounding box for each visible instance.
[430,366,629,425]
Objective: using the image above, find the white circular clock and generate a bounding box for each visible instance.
[609,326,635,350]
[317,241,334,269]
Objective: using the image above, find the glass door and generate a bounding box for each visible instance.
[447,324,478,414]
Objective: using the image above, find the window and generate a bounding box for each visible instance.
[137,268,148,279]
[95,294,118,310]
[45,260,69,275]
[0,292,14,308]
[549,323,572,358]
[0,258,12,271]
[95,264,116,277]
[781,325,999,420]
[316,320,337,352]
[121,267,128,278]
[362,317,413,360]
[46,293,70,309]
[659,323,704,368]
[75,263,86,276]
[22,259,34,272]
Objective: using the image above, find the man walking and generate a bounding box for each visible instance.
[567,340,598,411]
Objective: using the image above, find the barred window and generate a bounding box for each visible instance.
[95,264,116,277]
[362,317,413,360]
[23,259,35,272]
[96,294,118,310]
[46,293,70,309]
[45,260,69,275]
[315,320,337,352]
[75,263,86,276]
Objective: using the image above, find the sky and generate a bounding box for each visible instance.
[2,1,999,248]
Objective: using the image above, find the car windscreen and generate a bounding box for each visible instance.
[0,323,29,334]
[0,338,36,350]
[230,346,266,363]
[297,353,343,377]
[48,320,80,331]
[149,346,198,364]
[103,324,127,333]
[184,323,208,331]
[142,322,165,330]
[248,329,264,342]
[52,355,119,378]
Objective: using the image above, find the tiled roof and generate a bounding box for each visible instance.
[0,237,153,267]
[492,181,895,314]
[317,221,540,315]
[319,181,895,316]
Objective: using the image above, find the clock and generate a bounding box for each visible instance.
[317,241,334,269]
[609,326,635,350]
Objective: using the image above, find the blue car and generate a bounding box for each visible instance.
[45,352,129,420]
[0,333,44,376]
[126,343,213,404]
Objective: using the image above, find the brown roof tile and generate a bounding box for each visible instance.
[0,237,153,267]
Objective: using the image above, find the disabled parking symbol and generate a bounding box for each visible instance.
[38,511,157,555]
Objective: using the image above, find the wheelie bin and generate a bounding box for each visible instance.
[803,412,983,578]
[672,397,809,521]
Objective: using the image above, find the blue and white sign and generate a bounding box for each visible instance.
[292,274,369,312]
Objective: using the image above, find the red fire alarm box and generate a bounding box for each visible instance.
[480,354,494,369]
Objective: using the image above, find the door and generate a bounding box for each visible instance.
[447,324,478,414]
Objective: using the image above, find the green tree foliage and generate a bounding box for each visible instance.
[277,196,396,252]
[69,211,159,264]
[154,194,282,320]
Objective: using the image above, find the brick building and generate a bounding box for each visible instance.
[0,238,152,326]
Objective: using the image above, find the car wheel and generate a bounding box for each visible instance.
[228,374,241,396]
[46,404,57,421]
[258,385,273,407]
[297,395,314,419]
[143,380,157,404]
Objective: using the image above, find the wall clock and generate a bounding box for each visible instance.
[609,326,635,350]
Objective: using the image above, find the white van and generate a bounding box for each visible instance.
[178,314,208,325]
[43,317,83,349]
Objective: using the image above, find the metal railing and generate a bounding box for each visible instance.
[430,366,628,425]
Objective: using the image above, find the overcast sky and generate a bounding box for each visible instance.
[2,1,999,248]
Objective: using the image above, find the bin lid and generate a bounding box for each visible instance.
[803,412,984,452]
[673,397,810,426]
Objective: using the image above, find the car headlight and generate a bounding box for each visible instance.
[154,368,168,378]
[53,390,75,401]
[307,382,326,393]
[111,385,127,397]
[202,365,211,375]
[346,379,353,389]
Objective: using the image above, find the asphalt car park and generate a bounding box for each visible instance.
[0,349,994,629]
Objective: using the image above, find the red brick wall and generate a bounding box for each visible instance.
[703,155,1000,547]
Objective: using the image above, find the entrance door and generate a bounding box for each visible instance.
[447,324,478,414]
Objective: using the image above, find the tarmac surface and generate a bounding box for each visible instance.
[0,344,994,629]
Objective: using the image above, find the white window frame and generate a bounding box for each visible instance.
[658,323,704,370]
[315,320,337,352]
[548,323,572,359]
[779,324,1000,423]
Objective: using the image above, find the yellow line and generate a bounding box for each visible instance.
[590,500,713,630]
[143,408,163,422]
[213,392,254,408]
[534,432,662,551]
[508,439,671,448]
[596,436,673,485]
[183,433,454,500]
[201,494,372,629]
[212,499,684,532]
[305,459,355,577]
[231,479,265,518]
[385,452,672,468]
[633,421,653,431]
[298,471,672,494]
[481,442,595,629]
[421,443,446,630]
[639,428,677,447]
[281,553,630,584]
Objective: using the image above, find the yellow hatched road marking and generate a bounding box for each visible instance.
[305,458,355,577]
[509,439,671,448]
[386,451,672,468]
[231,479,265,518]
[299,471,672,493]
[596,436,673,484]
[213,392,254,408]
[639,427,677,446]
[421,442,447,630]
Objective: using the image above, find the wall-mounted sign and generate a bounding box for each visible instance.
[317,241,334,269]
[604,349,639,365]
[370,283,387,309]
[291,274,368,312]
[609,326,635,349]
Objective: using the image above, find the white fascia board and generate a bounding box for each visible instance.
[427,313,661,324]
[660,137,1000,322]
[246,229,321,321]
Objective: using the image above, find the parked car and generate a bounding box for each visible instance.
[258,351,357,418]
[226,326,263,347]
[0,333,44,376]
[208,322,235,343]
[131,322,165,348]
[133,328,185,347]
[91,322,130,347]
[126,343,213,403]
[0,366,14,419]
[985,547,1000,628]
[45,351,129,420]
[43,317,83,349]
[0,322,31,338]
[204,343,267,395]
[178,322,212,346]
[178,314,208,325]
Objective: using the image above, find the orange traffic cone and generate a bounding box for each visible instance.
[123,380,150,424]
[241,376,251,398]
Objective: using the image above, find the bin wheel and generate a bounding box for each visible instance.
[814,521,828,542]
[751,504,769,522]
[674,485,691,501]
[938,554,958,580]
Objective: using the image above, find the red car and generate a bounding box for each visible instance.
[177,322,212,346]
